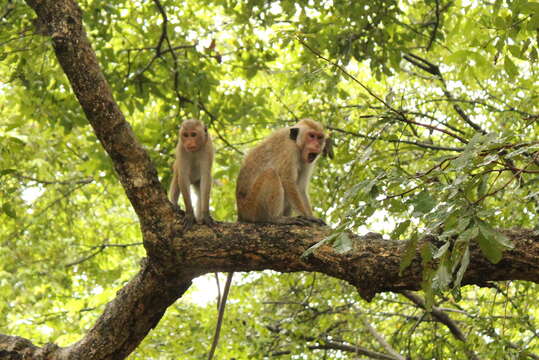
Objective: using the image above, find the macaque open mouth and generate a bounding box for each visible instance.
[307,153,318,162]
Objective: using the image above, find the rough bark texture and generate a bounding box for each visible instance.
[1,0,538,359]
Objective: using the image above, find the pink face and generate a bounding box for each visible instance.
[302,130,325,163]
[181,128,205,152]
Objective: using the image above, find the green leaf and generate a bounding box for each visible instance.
[411,190,436,215]
[504,56,519,78]
[476,218,514,263]
[433,242,450,259]
[420,241,436,310]
[433,260,451,291]
[301,225,352,259]
[478,153,499,167]
[457,225,479,244]
[0,169,17,177]
[530,47,538,62]
[333,232,353,254]
[506,144,539,159]
[477,174,489,199]
[453,246,470,290]
[399,232,418,275]
[388,198,408,213]
[2,203,17,218]
[391,220,411,239]
[493,15,505,28]
[521,1,539,14]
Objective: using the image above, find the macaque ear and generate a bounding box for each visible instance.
[289,127,299,141]
[323,135,335,159]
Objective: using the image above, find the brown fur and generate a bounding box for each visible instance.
[236,119,326,225]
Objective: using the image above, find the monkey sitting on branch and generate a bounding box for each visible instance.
[207,119,330,360]
[169,118,214,227]
[236,118,329,226]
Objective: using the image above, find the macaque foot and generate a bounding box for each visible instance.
[268,216,326,226]
[198,215,216,227]
[182,214,196,230]
[296,215,326,226]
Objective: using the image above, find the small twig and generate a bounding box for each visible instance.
[267,86,299,122]
[403,53,486,135]
[401,291,467,342]
[473,157,535,204]
[266,325,400,360]
[13,174,93,186]
[65,242,142,267]
[426,0,441,51]
[360,312,406,360]
[207,272,233,360]
[329,126,464,152]
[297,37,406,118]
[402,291,480,360]
[214,273,221,311]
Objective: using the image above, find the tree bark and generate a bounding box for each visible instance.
[2,0,537,359]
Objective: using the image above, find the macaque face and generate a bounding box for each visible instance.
[181,127,205,152]
[302,130,325,164]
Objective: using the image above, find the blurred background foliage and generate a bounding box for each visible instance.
[1,0,538,358]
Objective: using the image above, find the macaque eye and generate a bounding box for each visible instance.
[309,133,315,139]
[190,132,197,137]
[318,135,323,140]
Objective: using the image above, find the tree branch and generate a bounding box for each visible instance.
[360,314,405,360]
[401,291,468,342]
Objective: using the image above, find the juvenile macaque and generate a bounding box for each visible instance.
[169,119,214,226]
[236,118,327,225]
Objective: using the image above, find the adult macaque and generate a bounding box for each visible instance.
[236,118,327,225]
[169,119,214,227]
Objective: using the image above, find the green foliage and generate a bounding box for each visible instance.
[1,0,538,358]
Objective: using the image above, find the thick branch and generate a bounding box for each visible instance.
[24,0,177,258]
[176,224,539,300]
[64,259,191,359]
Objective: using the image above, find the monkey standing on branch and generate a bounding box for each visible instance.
[169,119,214,227]
[236,118,329,225]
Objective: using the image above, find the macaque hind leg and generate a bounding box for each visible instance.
[179,177,196,228]
[193,181,214,226]
[193,181,202,223]
[249,169,285,223]
[283,201,292,217]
